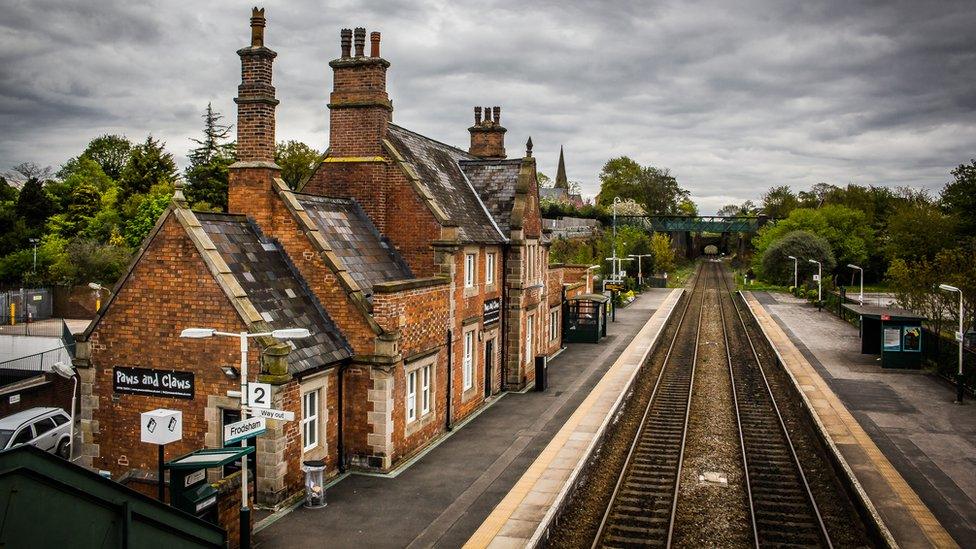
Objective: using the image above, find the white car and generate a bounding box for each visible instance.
[0,407,72,458]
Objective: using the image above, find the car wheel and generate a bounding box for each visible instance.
[56,439,70,459]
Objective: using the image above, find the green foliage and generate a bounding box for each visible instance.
[761,186,799,219]
[16,178,55,236]
[120,136,177,201]
[82,135,132,181]
[48,238,131,285]
[536,171,552,188]
[650,233,675,275]
[941,159,976,236]
[185,104,235,210]
[753,205,870,274]
[886,200,955,261]
[0,177,17,203]
[759,230,835,285]
[275,140,321,190]
[123,183,173,247]
[595,156,690,215]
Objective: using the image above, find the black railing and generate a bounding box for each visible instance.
[0,345,71,387]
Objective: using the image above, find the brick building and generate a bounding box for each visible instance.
[74,8,594,523]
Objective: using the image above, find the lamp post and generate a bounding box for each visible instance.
[612,197,621,279]
[51,361,77,460]
[787,255,798,295]
[628,254,652,287]
[808,259,822,306]
[29,238,39,273]
[180,327,311,549]
[88,282,108,312]
[847,264,864,305]
[938,284,965,404]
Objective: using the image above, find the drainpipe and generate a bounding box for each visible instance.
[445,329,453,431]
[337,363,346,473]
[500,244,509,389]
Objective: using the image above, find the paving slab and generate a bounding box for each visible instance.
[746,291,971,548]
[254,289,680,549]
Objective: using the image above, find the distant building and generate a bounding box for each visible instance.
[539,146,584,207]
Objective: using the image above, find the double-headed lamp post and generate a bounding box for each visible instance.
[847,264,864,305]
[938,284,965,404]
[628,254,652,287]
[51,361,77,460]
[787,255,798,293]
[808,259,822,305]
[180,327,311,549]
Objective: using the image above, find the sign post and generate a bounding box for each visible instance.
[141,408,183,501]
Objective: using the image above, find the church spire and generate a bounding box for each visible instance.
[555,145,568,189]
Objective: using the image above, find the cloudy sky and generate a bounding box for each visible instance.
[2,0,974,214]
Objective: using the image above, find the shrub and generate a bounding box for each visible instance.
[760,230,836,285]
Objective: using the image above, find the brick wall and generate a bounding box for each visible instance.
[0,373,75,419]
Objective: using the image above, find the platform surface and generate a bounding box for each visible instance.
[465,289,683,548]
[747,291,970,548]
[255,288,681,549]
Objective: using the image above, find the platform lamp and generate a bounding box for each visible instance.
[180,327,311,549]
[787,255,798,295]
[847,264,864,305]
[938,284,965,404]
[88,282,108,312]
[808,259,822,306]
[51,361,77,461]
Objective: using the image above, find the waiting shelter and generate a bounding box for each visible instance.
[563,294,609,343]
[843,303,926,369]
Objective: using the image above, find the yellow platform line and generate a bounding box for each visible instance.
[464,289,684,548]
[744,292,957,549]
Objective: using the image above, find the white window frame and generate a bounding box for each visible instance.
[486,253,495,285]
[407,369,418,423]
[422,363,431,414]
[526,314,534,364]
[550,307,559,342]
[465,253,476,288]
[463,329,475,390]
[302,389,319,452]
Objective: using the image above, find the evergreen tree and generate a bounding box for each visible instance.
[185,103,235,210]
[16,177,55,235]
[120,136,177,201]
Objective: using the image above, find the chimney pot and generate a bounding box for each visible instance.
[340,28,352,58]
[493,106,501,126]
[354,27,366,57]
[484,106,492,123]
[250,7,266,48]
[474,106,482,125]
[370,32,381,57]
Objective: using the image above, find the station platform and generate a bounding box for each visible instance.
[255,288,683,549]
[465,289,683,548]
[744,291,971,548]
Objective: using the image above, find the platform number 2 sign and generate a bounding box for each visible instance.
[247,382,272,410]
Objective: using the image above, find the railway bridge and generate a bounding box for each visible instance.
[616,215,772,258]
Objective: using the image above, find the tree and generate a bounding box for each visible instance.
[275,140,320,190]
[184,104,235,210]
[761,186,799,219]
[886,200,955,262]
[650,233,675,275]
[798,182,841,208]
[0,177,17,203]
[717,200,757,217]
[16,177,55,235]
[5,162,53,186]
[48,238,131,285]
[941,159,976,236]
[120,136,177,201]
[124,183,173,247]
[678,197,698,216]
[537,172,553,188]
[48,156,114,211]
[595,156,690,215]
[752,205,871,274]
[83,135,132,181]
[760,230,835,285]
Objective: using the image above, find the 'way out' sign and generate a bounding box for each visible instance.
[224,416,266,445]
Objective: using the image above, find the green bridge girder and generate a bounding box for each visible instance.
[616,215,769,233]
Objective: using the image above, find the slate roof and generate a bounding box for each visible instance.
[293,194,413,298]
[386,124,505,243]
[196,213,353,373]
[460,159,523,236]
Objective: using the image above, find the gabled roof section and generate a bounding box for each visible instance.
[386,124,504,243]
[459,159,522,236]
[293,193,413,299]
[196,212,353,372]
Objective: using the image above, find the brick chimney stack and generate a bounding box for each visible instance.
[327,27,392,157]
[228,7,279,216]
[468,105,506,159]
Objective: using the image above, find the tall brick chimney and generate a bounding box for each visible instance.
[327,27,392,157]
[228,7,280,216]
[468,106,506,159]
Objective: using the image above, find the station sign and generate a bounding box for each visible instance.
[224,416,266,445]
[115,366,194,399]
[140,409,183,445]
[253,408,295,422]
[604,280,625,291]
[247,382,272,409]
[483,298,501,326]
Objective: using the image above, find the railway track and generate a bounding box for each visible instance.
[591,264,707,548]
[717,262,833,548]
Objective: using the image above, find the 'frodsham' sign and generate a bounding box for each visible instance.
[114,366,195,399]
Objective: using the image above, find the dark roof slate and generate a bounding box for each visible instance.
[293,194,412,298]
[460,159,522,236]
[386,124,504,243]
[196,213,353,373]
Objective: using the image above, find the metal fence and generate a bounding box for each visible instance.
[0,345,71,387]
[0,288,53,324]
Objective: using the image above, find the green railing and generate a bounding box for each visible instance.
[616,215,767,233]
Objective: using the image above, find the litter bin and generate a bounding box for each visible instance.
[302,460,327,508]
[534,356,547,392]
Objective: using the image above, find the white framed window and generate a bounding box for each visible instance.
[302,390,319,451]
[486,253,496,285]
[463,329,475,390]
[422,364,431,414]
[526,314,534,364]
[550,308,559,342]
[465,253,476,288]
[407,369,418,423]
